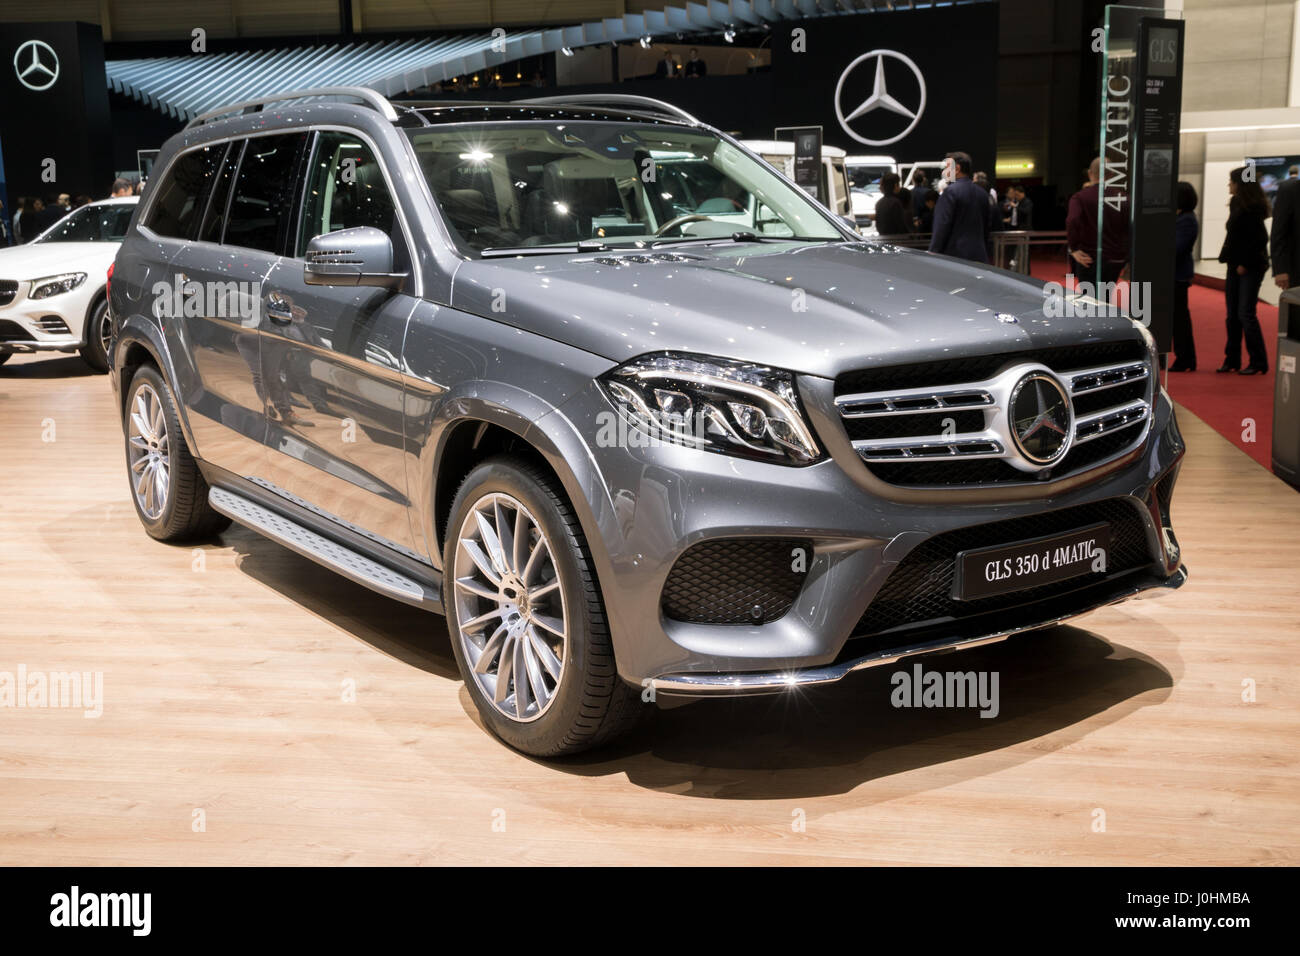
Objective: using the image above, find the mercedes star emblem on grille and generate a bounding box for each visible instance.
[1009,372,1072,465]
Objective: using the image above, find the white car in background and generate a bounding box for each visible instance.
[0,196,138,373]
[740,140,853,219]
[846,154,898,226]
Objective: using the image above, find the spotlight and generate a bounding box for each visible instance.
[561,46,574,57]
[723,26,736,43]
[639,35,652,49]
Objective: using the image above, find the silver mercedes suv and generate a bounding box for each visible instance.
[109,88,1186,755]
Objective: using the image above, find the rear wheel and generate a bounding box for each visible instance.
[443,456,642,756]
[124,365,230,541]
[79,296,110,373]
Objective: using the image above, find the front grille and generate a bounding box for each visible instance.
[661,537,813,625]
[854,497,1154,638]
[0,319,32,342]
[0,280,16,306]
[34,315,69,335]
[833,340,1153,487]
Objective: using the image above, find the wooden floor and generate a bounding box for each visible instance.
[1,351,1296,866]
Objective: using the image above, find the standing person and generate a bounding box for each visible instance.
[654,49,678,79]
[928,152,992,263]
[1004,184,1034,229]
[910,169,929,227]
[1270,164,1300,291]
[1217,165,1271,374]
[0,199,8,247]
[1066,157,1129,291]
[1169,181,1200,372]
[11,197,26,244]
[918,188,938,233]
[110,178,134,198]
[684,48,707,78]
[873,173,909,236]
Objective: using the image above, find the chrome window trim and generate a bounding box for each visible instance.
[137,123,423,300]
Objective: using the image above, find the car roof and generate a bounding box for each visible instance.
[398,102,696,129]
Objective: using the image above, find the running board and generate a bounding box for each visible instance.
[208,486,441,611]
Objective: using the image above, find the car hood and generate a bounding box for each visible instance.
[450,241,1142,379]
[0,242,119,283]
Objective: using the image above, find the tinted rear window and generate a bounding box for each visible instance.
[224,133,307,254]
[144,145,225,240]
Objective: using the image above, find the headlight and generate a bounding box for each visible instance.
[30,272,87,299]
[1131,317,1159,369]
[599,352,822,465]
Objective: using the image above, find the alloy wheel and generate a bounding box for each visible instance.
[127,382,171,520]
[98,308,112,361]
[452,492,568,722]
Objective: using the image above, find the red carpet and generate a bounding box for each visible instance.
[1027,258,1278,470]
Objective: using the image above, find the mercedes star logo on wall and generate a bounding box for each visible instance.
[14,39,59,92]
[834,49,926,147]
[1009,372,1073,466]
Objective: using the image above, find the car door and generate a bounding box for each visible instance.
[140,139,273,481]
[257,129,421,557]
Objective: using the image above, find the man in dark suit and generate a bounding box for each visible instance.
[1272,174,1300,290]
[1004,184,1034,230]
[928,151,991,263]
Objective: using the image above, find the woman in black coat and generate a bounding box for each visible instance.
[1217,166,1271,374]
[1169,181,1199,371]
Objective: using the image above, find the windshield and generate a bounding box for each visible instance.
[405,121,844,254]
[36,204,135,243]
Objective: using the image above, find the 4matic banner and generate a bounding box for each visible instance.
[769,6,998,166]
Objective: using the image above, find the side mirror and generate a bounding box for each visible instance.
[839,214,861,234]
[304,226,406,289]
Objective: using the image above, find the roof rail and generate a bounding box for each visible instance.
[514,94,700,125]
[185,86,398,128]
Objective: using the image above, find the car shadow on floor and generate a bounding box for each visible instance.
[566,625,1175,800]
[225,525,461,683]
[0,355,98,378]
[224,522,1174,801]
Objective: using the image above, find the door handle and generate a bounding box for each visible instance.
[265,290,293,325]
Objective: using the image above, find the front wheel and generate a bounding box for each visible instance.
[124,365,231,541]
[79,296,111,373]
[443,456,642,756]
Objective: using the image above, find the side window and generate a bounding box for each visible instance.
[224,132,307,254]
[144,144,225,240]
[198,142,240,244]
[297,131,400,258]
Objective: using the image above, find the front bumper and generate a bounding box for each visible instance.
[0,279,92,352]
[650,565,1187,695]
[548,379,1187,692]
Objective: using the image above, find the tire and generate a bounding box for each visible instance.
[124,365,231,542]
[79,295,111,374]
[443,456,643,756]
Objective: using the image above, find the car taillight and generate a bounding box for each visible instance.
[106,261,114,300]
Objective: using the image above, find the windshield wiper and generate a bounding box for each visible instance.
[480,239,610,258]
[649,232,837,248]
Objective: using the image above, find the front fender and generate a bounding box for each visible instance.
[111,313,203,457]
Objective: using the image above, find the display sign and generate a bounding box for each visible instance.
[769,6,996,167]
[0,22,113,211]
[1100,7,1185,353]
[785,126,823,202]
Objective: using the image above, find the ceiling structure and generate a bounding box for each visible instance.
[105,0,991,120]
